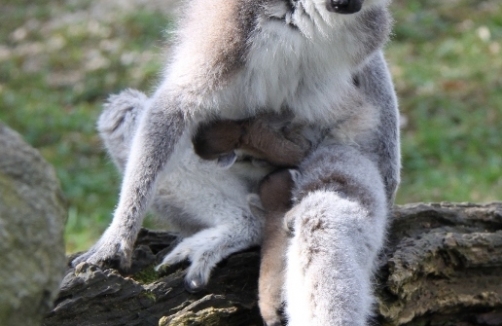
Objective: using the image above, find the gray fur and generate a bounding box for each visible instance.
[284,144,388,326]
[80,90,265,291]
[355,51,401,205]
[73,0,400,324]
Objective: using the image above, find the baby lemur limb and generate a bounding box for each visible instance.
[248,170,296,326]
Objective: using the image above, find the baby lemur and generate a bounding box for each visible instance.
[194,117,387,326]
[194,116,307,326]
[73,0,400,324]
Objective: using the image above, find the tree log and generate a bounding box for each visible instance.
[43,202,502,326]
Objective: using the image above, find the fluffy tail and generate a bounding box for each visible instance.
[285,144,388,326]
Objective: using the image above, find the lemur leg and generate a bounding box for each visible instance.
[76,89,263,292]
[156,214,262,292]
[284,144,388,326]
[153,151,263,292]
[257,214,287,326]
[240,118,312,167]
[356,51,401,205]
[72,86,188,270]
[92,89,191,233]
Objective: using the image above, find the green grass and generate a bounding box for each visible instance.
[389,0,502,204]
[0,0,501,253]
[0,1,171,252]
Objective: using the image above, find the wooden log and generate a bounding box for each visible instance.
[43,203,502,326]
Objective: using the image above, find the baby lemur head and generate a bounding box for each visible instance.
[192,120,244,159]
[192,119,245,168]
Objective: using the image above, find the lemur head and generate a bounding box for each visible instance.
[275,0,389,39]
[297,0,388,14]
[324,0,390,11]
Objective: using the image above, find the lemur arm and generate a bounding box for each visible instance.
[72,94,189,269]
[357,50,401,205]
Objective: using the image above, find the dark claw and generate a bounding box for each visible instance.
[104,256,124,271]
[216,152,238,169]
[263,321,282,326]
[284,213,295,236]
[184,277,206,293]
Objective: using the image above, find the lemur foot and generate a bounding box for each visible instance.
[260,302,284,326]
[71,227,133,271]
[155,225,258,293]
[263,320,281,326]
[155,236,218,292]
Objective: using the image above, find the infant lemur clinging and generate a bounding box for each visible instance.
[193,117,310,326]
[193,117,389,326]
[73,0,400,324]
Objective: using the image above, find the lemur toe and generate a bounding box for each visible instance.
[216,152,238,169]
[184,275,206,293]
[262,317,282,326]
[284,212,296,236]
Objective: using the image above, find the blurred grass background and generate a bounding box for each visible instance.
[1,0,501,253]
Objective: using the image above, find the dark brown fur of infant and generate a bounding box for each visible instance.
[193,113,311,169]
[250,170,295,326]
[193,116,307,326]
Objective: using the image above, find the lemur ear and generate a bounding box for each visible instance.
[216,152,238,169]
[288,169,301,183]
[247,194,266,219]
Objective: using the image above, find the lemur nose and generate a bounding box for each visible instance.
[332,0,350,6]
[326,0,362,14]
[329,0,350,11]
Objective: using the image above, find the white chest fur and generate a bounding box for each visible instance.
[219,16,361,127]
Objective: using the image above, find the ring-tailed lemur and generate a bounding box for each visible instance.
[72,0,400,324]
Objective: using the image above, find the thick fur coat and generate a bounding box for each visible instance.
[73,0,400,324]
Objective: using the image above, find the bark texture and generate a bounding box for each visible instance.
[43,202,502,326]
